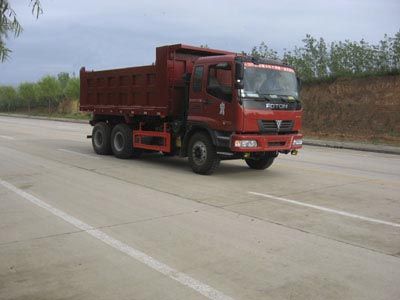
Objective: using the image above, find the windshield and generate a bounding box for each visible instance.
[241,63,298,99]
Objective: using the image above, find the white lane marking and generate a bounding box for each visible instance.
[248,191,400,228]
[0,135,15,140]
[57,149,100,159]
[0,179,233,300]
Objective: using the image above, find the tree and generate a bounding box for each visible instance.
[252,30,400,81]
[57,72,70,91]
[0,0,42,61]
[18,82,37,112]
[250,42,278,60]
[390,31,400,70]
[0,85,18,111]
[64,77,80,100]
[36,76,62,114]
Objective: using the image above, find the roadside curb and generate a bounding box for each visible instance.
[304,139,400,155]
[0,113,88,124]
[1,113,399,155]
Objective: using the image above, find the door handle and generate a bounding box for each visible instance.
[203,99,213,105]
[190,99,212,105]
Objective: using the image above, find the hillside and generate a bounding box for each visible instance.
[301,75,400,146]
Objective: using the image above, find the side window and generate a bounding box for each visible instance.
[206,64,232,101]
[192,66,204,92]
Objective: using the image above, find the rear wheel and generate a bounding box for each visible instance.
[245,153,276,170]
[92,122,112,155]
[188,132,220,175]
[111,124,141,159]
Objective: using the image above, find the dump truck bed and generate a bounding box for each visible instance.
[80,44,232,118]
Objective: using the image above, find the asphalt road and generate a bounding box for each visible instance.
[0,116,399,300]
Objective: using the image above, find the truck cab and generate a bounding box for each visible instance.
[184,54,303,172]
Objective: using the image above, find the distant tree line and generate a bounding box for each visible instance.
[250,31,400,81]
[1,31,400,113]
[0,73,80,112]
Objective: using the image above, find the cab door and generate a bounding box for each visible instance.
[188,62,235,132]
[188,65,207,122]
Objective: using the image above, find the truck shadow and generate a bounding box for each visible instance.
[135,153,263,176]
[68,144,277,178]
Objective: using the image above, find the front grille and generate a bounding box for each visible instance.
[259,120,294,133]
[268,141,286,147]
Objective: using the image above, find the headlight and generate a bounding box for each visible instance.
[234,140,258,148]
[292,139,303,146]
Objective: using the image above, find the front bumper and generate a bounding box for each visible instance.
[231,133,303,152]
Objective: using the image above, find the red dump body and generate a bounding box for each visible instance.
[80,44,232,117]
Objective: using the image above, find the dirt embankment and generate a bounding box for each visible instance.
[300,75,400,145]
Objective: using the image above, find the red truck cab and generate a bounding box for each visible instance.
[80,44,303,174]
[187,55,303,156]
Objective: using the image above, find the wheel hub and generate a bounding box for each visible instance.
[114,132,125,152]
[192,141,207,165]
[94,130,103,148]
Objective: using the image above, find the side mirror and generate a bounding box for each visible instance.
[183,73,191,83]
[297,76,302,92]
[234,81,244,89]
[235,62,244,80]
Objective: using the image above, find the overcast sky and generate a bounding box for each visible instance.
[1,0,399,85]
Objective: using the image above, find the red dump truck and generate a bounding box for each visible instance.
[80,44,303,174]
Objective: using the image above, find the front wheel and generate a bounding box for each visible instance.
[188,132,220,175]
[245,153,276,170]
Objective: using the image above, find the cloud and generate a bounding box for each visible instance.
[1,0,399,84]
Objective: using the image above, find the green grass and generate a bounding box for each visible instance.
[0,110,91,120]
[32,112,91,120]
[303,131,400,147]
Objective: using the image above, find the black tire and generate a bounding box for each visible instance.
[245,154,276,170]
[111,124,141,159]
[188,132,220,175]
[92,122,112,155]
